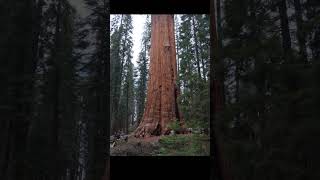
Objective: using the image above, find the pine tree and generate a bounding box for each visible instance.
[110,14,133,134]
[217,0,320,179]
[293,0,308,62]
[178,15,196,121]
[1,1,109,179]
[83,0,109,179]
[177,14,209,125]
[110,15,123,133]
[135,16,151,125]
[118,15,134,134]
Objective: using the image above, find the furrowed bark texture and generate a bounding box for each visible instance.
[134,15,183,138]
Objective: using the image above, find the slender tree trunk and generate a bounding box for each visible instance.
[211,1,232,180]
[24,2,44,178]
[111,15,123,134]
[216,0,225,103]
[279,0,292,63]
[134,15,184,138]
[50,1,62,179]
[175,16,181,88]
[92,3,109,178]
[201,54,207,82]
[217,0,223,48]
[294,0,308,63]
[126,81,129,134]
[52,62,61,180]
[192,16,202,80]
[119,29,128,133]
[235,61,240,104]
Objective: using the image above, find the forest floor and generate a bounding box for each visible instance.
[110,135,161,156]
[110,133,210,156]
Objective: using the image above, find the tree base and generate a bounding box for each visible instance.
[133,121,188,138]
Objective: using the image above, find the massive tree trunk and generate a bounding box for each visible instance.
[134,15,183,138]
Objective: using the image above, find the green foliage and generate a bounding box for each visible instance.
[157,134,209,156]
[177,14,210,129]
[135,16,151,123]
[185,119,208,130]
[110,15,134,134]
[167,120,182,132]
[217,0,320,179]
[128,125,136,133]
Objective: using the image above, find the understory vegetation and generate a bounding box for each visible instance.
[157,134,210,156]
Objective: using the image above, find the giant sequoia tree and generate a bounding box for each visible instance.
[134,15,183,138]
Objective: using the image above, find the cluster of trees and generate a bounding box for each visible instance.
[212,0,320,179]
[135,16,151,127]
[1,0,109,180]
[110,14,210,135]
[176,14,210,127]
[110,15,135,135]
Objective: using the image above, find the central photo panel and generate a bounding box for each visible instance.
[110,14,210,156]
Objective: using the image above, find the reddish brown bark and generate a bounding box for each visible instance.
[134,15,184,138]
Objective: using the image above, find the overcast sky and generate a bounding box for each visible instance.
[131,15,147,67]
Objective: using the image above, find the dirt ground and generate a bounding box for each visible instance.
[110,135,161,156]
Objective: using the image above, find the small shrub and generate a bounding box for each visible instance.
[168,120,182,132]
[185,119,209,129]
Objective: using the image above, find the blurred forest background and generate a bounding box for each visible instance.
[211,0,320,179]
[0,0,108,179]
[1,0,320,179]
